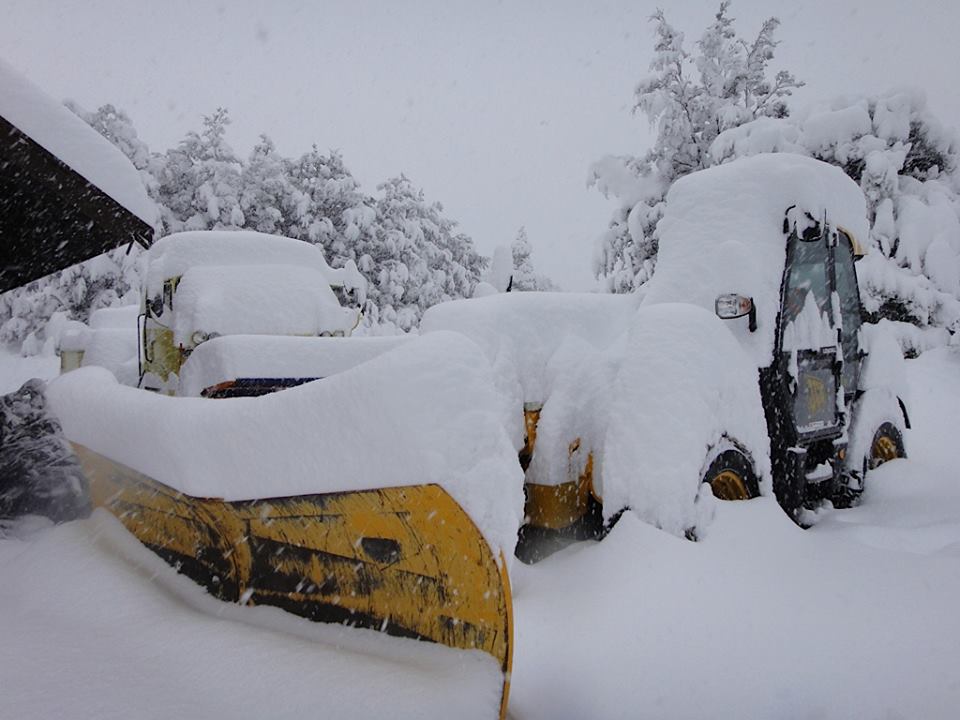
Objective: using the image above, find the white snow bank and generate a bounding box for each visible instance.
[421,291,641,410]
[529,304,770,536]
[144,231,366,296]
[45,332,524,556]
[81,329,139,386]
[0,513,503,720]
[709,116,805,164]
[0,351,59,395]
[171,265,359,345]
[646,153,869,367]
[179,335,412,397]
[800,103,873,161]
[0,58,157,226]
[845,322,911,472]
[88,304,139,329]
[856,250,960,335]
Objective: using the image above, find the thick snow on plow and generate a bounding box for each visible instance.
[43,332,523,719]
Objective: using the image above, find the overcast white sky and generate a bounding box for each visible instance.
[2,1,958,289]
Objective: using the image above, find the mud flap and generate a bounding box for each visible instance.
[72,443,512,719]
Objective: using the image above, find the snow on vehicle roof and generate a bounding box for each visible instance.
[144,230,365,296]
[179,335,412,397]
[421,291,642,408]
[0,58,157,226]
[171,265,359,345]
[45,331,524,557]
[644,153,869,367]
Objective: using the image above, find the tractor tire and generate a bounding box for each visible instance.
[702,448,760,501]
[867,422,906,472]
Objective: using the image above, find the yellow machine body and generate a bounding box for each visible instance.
[520,406,596,532]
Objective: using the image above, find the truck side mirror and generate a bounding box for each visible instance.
[715,294,757,332]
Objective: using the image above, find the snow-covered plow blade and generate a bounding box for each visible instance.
[73,441,512,717]
[74,441,513,653]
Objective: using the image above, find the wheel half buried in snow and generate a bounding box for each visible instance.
[70,443,513,719]
[868,422,905,471]
[703,449,759,501]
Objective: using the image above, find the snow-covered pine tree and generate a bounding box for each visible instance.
[0,251,139,352]
[286,147,377,272]
[240,134,299,236]
[155,108,245,233]
[709,89,960,352]
[590,2,802,292]
[510,227,555,291]
[371,175,485,330]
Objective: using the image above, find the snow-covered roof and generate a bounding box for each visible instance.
[144,230,365,296]
[0,58,157,226]
[45,331,524,557]
[644,153,869,367]
[171,265,359,345]
[178,335,411,397]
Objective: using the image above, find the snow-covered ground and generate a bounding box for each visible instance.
[511,346,960,720]
[2,346,960,719]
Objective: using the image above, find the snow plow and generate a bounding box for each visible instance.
[33,329,523,719]
[71,444,512,713]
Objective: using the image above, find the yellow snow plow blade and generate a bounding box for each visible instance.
[72,443,513,719]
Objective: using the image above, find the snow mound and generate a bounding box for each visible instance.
[88,304,139,330]
[171,265,359,345]
[421,291,641,410]
[45,332,523,556]
[646,153,869,367]
[529,304,771,536]
[143,230,366,296]
[0,57,157,226]
[0,514,504,720]
[82,329,139,386]
[179,335,412,397]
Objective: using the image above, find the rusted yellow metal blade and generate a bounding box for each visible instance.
[72,443,512,719]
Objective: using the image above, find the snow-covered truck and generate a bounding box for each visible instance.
[138,230,365,394]
[424,153,908,558]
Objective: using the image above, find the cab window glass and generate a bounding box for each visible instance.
[834,233,862,391]
[782,235,830,329]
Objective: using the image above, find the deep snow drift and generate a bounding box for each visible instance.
[509,346,960,720]
[0,511,503,720]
